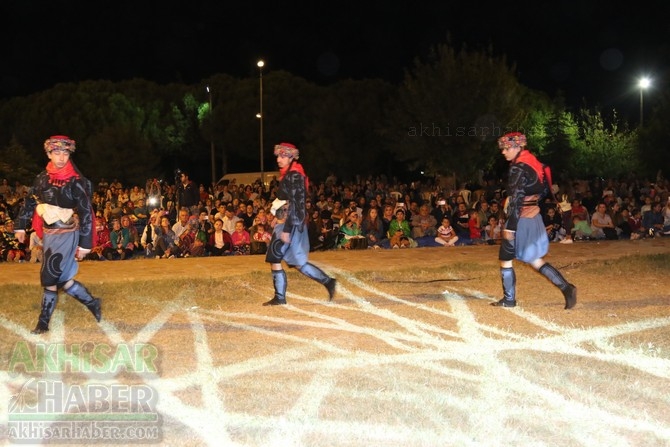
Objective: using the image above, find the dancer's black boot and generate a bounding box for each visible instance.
[264,270,287,306]
[31,289,58,334]
[491,267,517,307]
[64,281,102,322]
[298,263,336,301]
[538,263,577,309]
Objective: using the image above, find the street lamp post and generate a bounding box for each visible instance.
[639,77,650,127]
[257,60,265,188]
[206,85,216,186]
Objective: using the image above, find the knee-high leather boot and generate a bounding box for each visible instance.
[298,263,336,301]
[491,267,516,307]
[263,270,287,306]
[31,289,59,334]
[539,263,577,309]
[64,281,102,322]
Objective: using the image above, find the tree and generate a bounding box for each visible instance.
[572,108,639,179]
[387,42,532,184]
[0,137,43,184]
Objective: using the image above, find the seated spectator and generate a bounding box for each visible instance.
[435,216,459,246]
[330,200,345,231]
[172,207,190,237]
[86,216,112,261]
[388,208,413,248]
[314,210,337,251]
[452,202,471,240]
[133,198,149,225]
[591,202,617,240]
[410,204,437,239]
[108,218,133,260]
[361,207,385,249]
[338,210,364,249]
[177,216,207,257]
[483,215,503,245]
[543,206,564,242]
[207,218,233,256]
[0,218,27,262]
[570,198,589,223]
[120,214,140,252]
[198,208,214,238]
[222,205,240,235]
[571,215,594,241]
[250,223,271,255]
[140,211,161,258]
[231,221,251,255]
[241,203,256,229]
[642,202,665,237]
[29,230,43,263]
[664,200,670,235]
[468,208,484,244]
[307,208,324,249]
[155,216,179,258]
[431,199,453,230]
[617,208,632,239]
[628,208,645,240]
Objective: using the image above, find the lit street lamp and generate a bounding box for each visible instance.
[257,60,265,187]
[206,85,216,186]
[639,77,650,127]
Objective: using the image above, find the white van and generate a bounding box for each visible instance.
[216,171,280,189]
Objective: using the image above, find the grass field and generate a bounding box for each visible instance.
[1,239,669,446]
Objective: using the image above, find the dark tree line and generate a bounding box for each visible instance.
[0,42,666,188]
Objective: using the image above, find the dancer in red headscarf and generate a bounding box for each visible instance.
[493,132,577,309]
[16,136,102,333]
[263,142,336,305]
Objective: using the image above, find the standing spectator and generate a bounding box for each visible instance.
[15,135,101,334]
[492,132,576,309]
[177,170,199,213]
[263,142,336,306]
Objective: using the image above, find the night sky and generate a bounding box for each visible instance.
[2,1,669,122]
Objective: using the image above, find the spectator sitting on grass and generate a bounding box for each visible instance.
[571,215,593,241]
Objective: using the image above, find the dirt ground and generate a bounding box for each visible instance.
[2,238,669,446]
[4,237,670,287]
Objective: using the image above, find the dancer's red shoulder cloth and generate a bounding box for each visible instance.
[31,160,97,246]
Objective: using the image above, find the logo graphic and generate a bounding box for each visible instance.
[8,379,161,444]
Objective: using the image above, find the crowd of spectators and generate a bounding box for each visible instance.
[1,173,669,263]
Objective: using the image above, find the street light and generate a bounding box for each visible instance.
[257,60,265,187]
[639,77,650,127]
[206,85,216,186]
